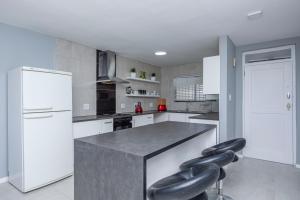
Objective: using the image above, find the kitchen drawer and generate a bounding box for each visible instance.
[133,114,154,128]
[101,118,113,133]
[73,120,102,139]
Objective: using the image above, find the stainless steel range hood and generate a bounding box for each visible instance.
[96,50,129,84]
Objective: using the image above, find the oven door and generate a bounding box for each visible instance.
[114,117,132,131]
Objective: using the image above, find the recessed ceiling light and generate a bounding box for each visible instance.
[155,51,167,56]
[247,10,263,20]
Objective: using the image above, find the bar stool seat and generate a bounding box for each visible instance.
[147,164,220,200]
[202,138,246,160]
[180,150,235,171]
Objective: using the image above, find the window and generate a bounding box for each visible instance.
[173,76,206,102]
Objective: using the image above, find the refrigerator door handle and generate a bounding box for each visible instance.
[24,114,53,119]
[24,107,53,111]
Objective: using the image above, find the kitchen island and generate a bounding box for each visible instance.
[74,122,217,200]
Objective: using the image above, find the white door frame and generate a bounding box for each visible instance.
[242,45,297,166]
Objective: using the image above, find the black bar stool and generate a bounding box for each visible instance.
[201,138,247,200]
[147,164,220,200]
[180,151,235,199]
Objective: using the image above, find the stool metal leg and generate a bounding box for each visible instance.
[207,180,234,200]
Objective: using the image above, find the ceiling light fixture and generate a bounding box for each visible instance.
[247,10,263,20]
[155,51,167,56]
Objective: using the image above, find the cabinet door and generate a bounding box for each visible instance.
[168,113,188,122]
[133,114,154,127]
[73,120,102,139]
[23,111,73,191]
[101,119,113,133]
[203,55,220,94]
[23,70,72,112]
[154,113,169,123]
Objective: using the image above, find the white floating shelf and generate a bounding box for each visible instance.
[125,94,160,98]
[126,77,160,84]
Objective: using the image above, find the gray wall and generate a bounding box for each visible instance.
[54,39,97,117]
[161,63,218,112]
[0,23,55,178]
[235,37,300,164]
[219,36,236,142]
[116,56,161,113]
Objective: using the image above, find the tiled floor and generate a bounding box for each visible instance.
[0,158,299,200]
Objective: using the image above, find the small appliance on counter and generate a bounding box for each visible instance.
[135,102,143,113]
[157,98,167,112]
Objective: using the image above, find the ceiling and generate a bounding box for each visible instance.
[0,0,299,67]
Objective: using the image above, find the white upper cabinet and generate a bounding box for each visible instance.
[203,55,220,94]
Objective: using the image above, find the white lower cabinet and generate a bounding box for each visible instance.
[168,113,199,122]
[154,113,169,123]
[101,118,114,133]
[133,114,154,128]
[73,118,113,139]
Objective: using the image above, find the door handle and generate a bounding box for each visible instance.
[287,92,291,99]
[286,103,291,111]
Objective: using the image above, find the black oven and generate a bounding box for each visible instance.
[97,83,116,115]
[114,116,132,131]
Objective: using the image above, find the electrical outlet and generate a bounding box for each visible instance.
[149,103,153,108]
[121,103,126,109]
[83,104,90,110]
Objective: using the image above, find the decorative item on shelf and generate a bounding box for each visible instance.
[157,98,167,112]
[139,71,146,79]
[126,86,133,94]
[130,68,136,78]
[151,73,156,81]
[135,102,143,113]
[138,89,147,95]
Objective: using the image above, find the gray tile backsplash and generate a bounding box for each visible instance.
[54,39,218,116]
[53,39,97,116]
[161,63,219,113]
[116,56,161,113]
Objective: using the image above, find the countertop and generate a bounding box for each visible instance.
[189,112,219,120]
[73,110,219,123]
[75,122,216,158]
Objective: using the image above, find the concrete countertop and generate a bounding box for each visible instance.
[73,110,219,123]
[75,122,216,158]
[189,112,219,121]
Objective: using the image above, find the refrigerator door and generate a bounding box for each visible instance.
[23,111,73,192]
[22,70,72,113]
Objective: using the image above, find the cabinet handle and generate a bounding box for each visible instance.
[104,121,112,124]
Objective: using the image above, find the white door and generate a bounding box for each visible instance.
[23,70,72,112]
[23,111,73,191]
[244,60,293,164]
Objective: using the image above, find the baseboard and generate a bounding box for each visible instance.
[0,176,8,184]
[295,164,300,169]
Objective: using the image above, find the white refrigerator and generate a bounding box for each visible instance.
[8,66,73,192]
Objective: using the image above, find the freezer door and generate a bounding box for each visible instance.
[22,70,72,112]
[23,111,73,192]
